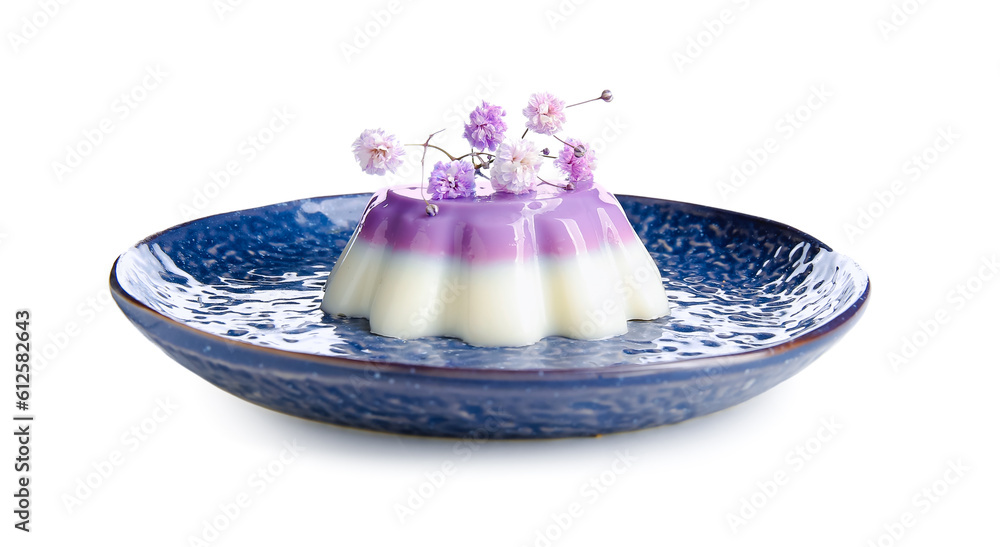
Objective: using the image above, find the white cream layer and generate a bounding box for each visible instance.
[321,232,671,347]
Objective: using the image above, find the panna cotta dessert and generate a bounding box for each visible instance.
[321,182,670,347]
[323,89,670,346]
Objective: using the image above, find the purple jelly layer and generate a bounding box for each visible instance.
[353,183,641,262]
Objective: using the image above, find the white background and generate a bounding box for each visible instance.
[2,0,998,545]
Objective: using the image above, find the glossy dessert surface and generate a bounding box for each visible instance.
[352,183,640,261]
[320,183,671,346]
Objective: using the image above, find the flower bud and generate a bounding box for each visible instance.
[425,203,439,216]
[573,145,587,158]
[600,89,613,102]
[541,147,550,156]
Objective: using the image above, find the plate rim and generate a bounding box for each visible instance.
[110,192,871,380]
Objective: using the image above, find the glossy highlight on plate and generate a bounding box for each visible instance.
[110,193,870,438]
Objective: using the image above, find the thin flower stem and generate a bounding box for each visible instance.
[565,97,600,108]
[455,151,495,161]
[567,90,612,108]
[521,128,529,139]
[538,177,571,189]
[419,129,446,206]
[470,150,486,170]
[404,144,498,164]
[406,143,456,161]
[469,151,494,170]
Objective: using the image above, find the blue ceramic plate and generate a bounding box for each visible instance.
[110,193,869,438]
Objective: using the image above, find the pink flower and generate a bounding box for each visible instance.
[463,101,507,152]
[428,160,476,199]
[352,128,405,175]
[522,92,566,135]
[556,138,597,188]
[491,139,542,195]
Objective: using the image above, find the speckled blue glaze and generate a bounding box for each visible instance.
[110,193,869,438]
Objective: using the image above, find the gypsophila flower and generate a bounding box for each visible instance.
[428,160,476,199]
[491,139,542,195]
[463,102,507,152]
[556,138,596,189]
[352,128,405,175]
[522,92,566,135]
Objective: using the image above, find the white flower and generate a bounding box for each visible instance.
[352,128,405,175]
[522,92,566,136]
[490,139,542,195]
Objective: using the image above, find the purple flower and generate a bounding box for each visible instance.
[352,128,405,175]
[463,102,507,152]
[491,139,542,195]
[523,92,566,135]
[428,160,476,199]
[556,138,596,188]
